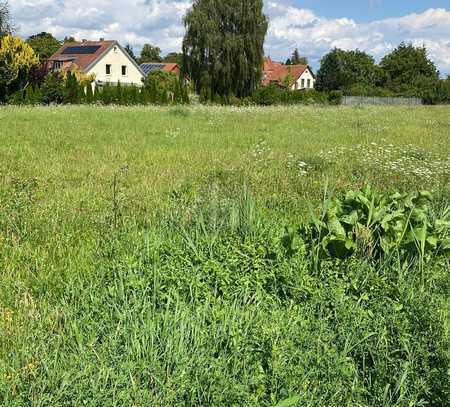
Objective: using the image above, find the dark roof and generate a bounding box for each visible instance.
[49,40,115,71]
[140,63,166,76]
[140,62,180,77]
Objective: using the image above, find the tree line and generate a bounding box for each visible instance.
[315,45,450,103]
[1,0,449,106]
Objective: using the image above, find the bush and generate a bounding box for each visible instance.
[291,185,449,260]
[328,90,343,105]
[143,70,190,105]
[7,90,25,105]
[40,72,65,105]
[251,84,281,105]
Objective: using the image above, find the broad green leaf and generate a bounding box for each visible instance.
[275,395,300,407]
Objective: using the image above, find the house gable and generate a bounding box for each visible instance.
[48,40,144,86]
[86,42,144,77]
[262,57,315,89]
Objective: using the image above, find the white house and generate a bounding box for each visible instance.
[262,57,316,90]
[48,39,144,86]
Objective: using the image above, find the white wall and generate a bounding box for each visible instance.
[87,45,144,86]
[292,68,315,90]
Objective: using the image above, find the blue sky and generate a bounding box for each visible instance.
[10,0,450,74]
[291,0,450,22]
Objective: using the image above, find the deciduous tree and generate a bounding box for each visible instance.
[139,44,162,63]
[182,0,268,98]
[316,48,381,92]
[0,0,12,38]
[163,52,183,65]
[0,34,39,101]
[380,43,439,94]
[26,32,61,60]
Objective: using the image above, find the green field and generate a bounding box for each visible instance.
[0,105,449,406]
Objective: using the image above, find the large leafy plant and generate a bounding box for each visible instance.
[292,185,449,259]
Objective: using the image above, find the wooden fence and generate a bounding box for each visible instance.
[343,96,423,106]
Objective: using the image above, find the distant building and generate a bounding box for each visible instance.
[262,57,315,90]
[140,62,190,85]
[48,39,145,86]
[140,62,181,77]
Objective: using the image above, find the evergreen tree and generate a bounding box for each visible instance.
[290,48,308,65]
[101,84,112,105]
[64,71,80,104]
[115,81,123,105]
[124,44,137,62]
[182,0,268,98]
[140,87,150,105]
[129,85,138,105]
[93,84,100,103]
[86,84,94,104]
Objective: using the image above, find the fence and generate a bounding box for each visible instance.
[343,96,423,106]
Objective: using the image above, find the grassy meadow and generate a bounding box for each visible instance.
[0,105,449,406]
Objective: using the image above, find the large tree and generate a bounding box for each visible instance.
[0,0,12,37]
[26,32,61,60]
[316,48,381,92]
[139,44,162,63]
[163,52,183,65]
[182,0,268,98]
[63,36,76,43]
[380,43,439,94]
[0,34,39,101]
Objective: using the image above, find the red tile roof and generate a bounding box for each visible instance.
[48,40,116,71]
[161,63,180,73]
[262,57,309,87]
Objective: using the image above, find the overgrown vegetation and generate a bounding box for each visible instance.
[0,106,449,405]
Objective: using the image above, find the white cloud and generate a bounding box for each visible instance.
[11,0,191,52]
[10,0,450,73]
[266,4,450,74]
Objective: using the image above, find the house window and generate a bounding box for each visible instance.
[53,61,62,71]
[121,65,127,76]
[307,79,311,88]
[301,79,305,88]
[106,64,111,75]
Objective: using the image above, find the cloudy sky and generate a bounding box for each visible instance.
[10,0,450,74]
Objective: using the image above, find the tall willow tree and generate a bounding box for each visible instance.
[0,0,12,37]
[182,0,268,98]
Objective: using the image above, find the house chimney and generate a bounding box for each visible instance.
[99,38,104,42]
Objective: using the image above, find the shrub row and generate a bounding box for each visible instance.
[8,71,190,106]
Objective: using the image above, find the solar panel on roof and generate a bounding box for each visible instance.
[140,63,165,75]
[62,45,101,54]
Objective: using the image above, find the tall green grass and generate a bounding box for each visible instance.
[0,105,449,405]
